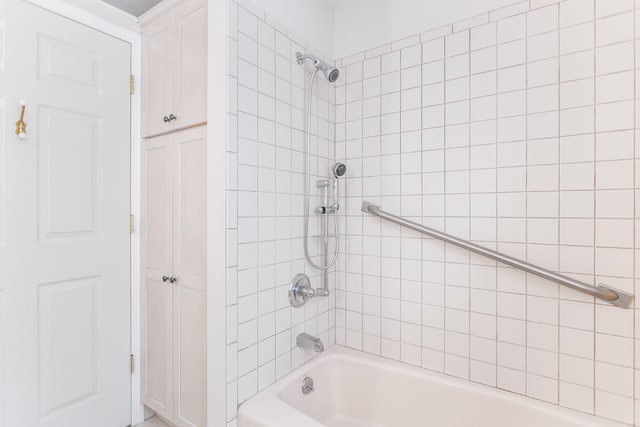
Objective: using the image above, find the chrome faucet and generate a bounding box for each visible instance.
[296,333,324,353]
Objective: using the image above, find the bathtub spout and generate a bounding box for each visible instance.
[297,333,325,353]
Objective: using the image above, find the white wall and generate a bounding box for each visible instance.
[249,0,334,58]
[334,0,524,58]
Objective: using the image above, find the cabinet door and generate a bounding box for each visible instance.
[141,134,174,420]
[171,0,207,131]
[172,126,207,427]
[141,12,173,138]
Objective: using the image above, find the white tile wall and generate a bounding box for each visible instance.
[226,1,336,424]
[334,0,640,425]
[226,0,640,426]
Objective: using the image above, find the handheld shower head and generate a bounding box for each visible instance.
[329,162,346,213]
[333,162,347,178]
[296,51,340,83]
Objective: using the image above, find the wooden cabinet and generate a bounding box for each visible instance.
[141,0,207,138]
[141,1,207,424]
[141,126,207,427]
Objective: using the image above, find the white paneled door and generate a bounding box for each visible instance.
[0,1,132,426]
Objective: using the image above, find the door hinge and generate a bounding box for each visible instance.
[130,214,134,234]
[130,354,135,374]
[130,75,134,95]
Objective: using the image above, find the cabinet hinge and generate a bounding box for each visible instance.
[130,354,135,374]
[130,75,134,95]
[130,215,134,234]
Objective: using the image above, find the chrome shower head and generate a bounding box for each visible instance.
[333,162,347,178]
[296,51,340,83]
[318,63,340,83]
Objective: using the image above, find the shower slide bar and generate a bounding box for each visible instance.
[361,201,634,309]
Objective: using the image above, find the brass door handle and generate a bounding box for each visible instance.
[15,100,27,139]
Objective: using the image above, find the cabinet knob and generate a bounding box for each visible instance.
[162,276,170,282]
[168,114,177,121]
[169,277,177,283]
[163,116,170,123]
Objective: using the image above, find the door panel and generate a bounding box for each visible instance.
[0,83,5,253]
[0,289,4,427]
[175,286,206,427]
[143,276,173,419]
[37,277,99,418]
[37,106,100,240]
[0,7,6,425]
[172,126,206,427]
[143,136,173,272]
[36,34,103,93]
[0,2,131,426]
[141,134,173,420]
[142,12,173,137]
[173,0,207,131]
[174,127,206,287]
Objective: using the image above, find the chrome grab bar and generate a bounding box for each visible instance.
[361,201,634,309]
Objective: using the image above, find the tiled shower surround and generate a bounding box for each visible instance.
[226,1,337,425]
[227,0,640,425]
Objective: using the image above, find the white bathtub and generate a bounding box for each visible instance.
[238,346,624,427]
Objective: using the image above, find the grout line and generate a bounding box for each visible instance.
[495,13,500,389]
[468,27,472,381]
[235,0,241,408]
[555,1,561,405]
[524,7,529,398]
[361,60,365,352]
[443,33,448,373]
[591,0,597,414]
[632,1,637,424]
[420,41,426,366]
